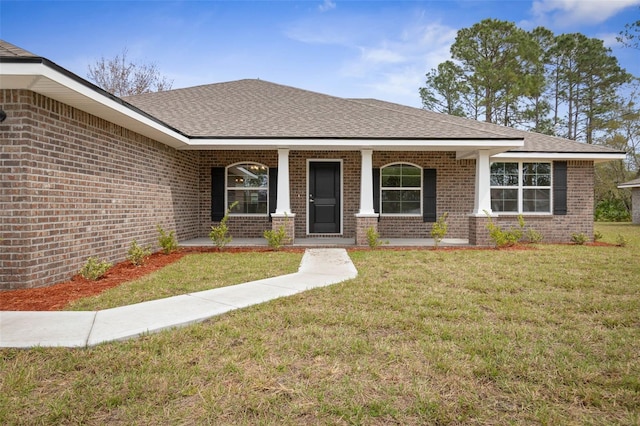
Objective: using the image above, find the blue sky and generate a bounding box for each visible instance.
[1,0,639,107]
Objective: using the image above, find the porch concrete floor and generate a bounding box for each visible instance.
[180,237,469,248]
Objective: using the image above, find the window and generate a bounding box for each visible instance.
[381,163,422,215]
[490,162,551,213]
[226,163,268,214]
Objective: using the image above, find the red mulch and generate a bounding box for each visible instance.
[0,247,302,312]
[0,242,615,312]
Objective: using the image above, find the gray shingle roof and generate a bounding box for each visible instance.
[351,98,621,154]
[0,40,37,57]
[125,79,623,154]
[124,79,518,140]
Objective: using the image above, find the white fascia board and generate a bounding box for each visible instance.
[2,62,189,149]
[180,138,524,151]
[618,183,640,189]
[492,152,627,163]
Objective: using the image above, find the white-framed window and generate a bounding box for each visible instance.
[226,162,269,215]
[490,162,552,213]
[381,163,422,215]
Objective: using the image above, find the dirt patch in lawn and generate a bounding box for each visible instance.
[0,247,304,312]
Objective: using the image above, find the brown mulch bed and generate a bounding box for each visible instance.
[0,247,304,312]
[0,242,614,312]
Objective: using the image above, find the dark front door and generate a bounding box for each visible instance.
[309,161,341,234]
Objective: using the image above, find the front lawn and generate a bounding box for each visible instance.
[1,224,638,424]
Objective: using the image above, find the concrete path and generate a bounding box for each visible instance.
[0,249,357,349]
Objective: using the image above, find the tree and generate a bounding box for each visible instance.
[87,48,173,97]
[449,19,538,126]
[419,61,468,116]
[617,10,640,49]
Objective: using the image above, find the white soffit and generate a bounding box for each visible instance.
[0,62,189,149]
[181,138,525,152]
[492,152,627,163]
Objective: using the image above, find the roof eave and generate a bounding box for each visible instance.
[179,138,524,152]
[492,151,627,163]
[0,58,190,149]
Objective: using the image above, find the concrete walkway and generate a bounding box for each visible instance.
[0,249,357,349]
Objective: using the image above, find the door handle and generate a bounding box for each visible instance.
[309,194,314,203]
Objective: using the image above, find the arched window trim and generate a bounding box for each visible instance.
[380,162,423,217]
[226,162,270,216]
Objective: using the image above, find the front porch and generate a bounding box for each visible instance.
[180,237,469,248]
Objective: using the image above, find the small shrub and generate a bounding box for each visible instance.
[157,225,178,254]
[571,232,588,245]
[484,211,523,248]
[593,230,603,242]
[430,212,449,248]
[127,239,151,266]
[526,228,543,244]
[210,201,238,249]
[264,226,288,250]
[79,257,112,281]
[616,234,629,247]
[366,226,387,249]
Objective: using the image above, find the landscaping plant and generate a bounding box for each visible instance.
[366,226,386,248]
[79,257,112,280]
[430,212,448,248]
[157,225,179,254]
[127,240,151,266]
[209,201,238,249]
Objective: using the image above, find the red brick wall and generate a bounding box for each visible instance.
[199,151,278,237]
[374,152,475,239]
[0,90,200,289]
[0,89,599,289]
[491,161,595,243]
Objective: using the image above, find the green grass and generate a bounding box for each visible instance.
[1,224,639,425]
[66,251,304,311]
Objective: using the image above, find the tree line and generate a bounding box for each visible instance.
[420,17,640,221]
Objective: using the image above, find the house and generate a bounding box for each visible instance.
[618,177,640,224]
[0,40,626,290]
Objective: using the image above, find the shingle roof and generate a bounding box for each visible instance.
[350,98,620,154]
[124,79,623,154]
[0,40,37,57]
[124,79,518,140]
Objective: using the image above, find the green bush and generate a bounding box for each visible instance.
[79,257,112,281]
[525,228,543,244]
[616,234,629,247]
[593,230,603,242]
[210,202,238,249]
[571,232,588,245]
[127,240,151,266]
[430,212,449,248]
[366,226,387,249]
[484,212,523,248]
[157,225,179,254]
[264,226,288,250]
[595,199,631,222]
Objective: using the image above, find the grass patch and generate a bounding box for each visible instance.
[1,224,639,424]
[66,252,303,311]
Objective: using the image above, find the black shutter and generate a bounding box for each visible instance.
[553,161,567,215]
[268,167,278,221]
[373,168,380,215]
[423,168,437,222]
[211,167,225,221]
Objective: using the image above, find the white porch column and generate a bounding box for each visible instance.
[472,150,493,215]
[358,149,376,215]
[275,148,292,215]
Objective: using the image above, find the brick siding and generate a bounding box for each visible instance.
[0,90,200,289]
[0,90,600,289]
